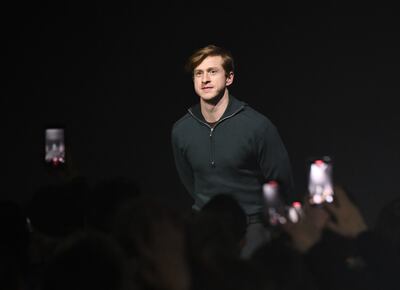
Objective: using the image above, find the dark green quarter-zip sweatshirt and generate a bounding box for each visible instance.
[171,95,294,215]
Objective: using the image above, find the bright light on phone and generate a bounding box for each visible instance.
[45,128,65,166]
[263,181,283,225]
[308,157,333,205]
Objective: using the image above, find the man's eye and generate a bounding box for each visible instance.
[194,71,203,77]
[210,70,217,75]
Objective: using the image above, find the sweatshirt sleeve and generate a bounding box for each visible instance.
[256,122,295,202]
[171,127,195,198]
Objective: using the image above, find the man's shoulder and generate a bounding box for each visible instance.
[240,104,276,129]
[172,112,193,134]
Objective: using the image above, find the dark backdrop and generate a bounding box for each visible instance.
[3,1,400,227]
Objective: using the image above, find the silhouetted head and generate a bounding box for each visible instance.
[41,230,126,290]
[375,196,400,251]
[86,177,141,233]
[201,194,247,245]
[26,180,88,238]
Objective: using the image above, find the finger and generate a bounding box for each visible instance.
[323,200,339,216]
[333,185,350,204]
[280,220,294,232]
[309,207,330,227]
[323,203,340,226]
[325,219,340,233]
[301,193,314,208]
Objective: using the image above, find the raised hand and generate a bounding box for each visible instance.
[281,200,330,253]
[323,186,368,238]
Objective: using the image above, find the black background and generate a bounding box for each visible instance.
[3,1,400,226]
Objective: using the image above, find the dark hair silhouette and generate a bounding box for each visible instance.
[201,194,247,245]
[0,200,30,290]
[41,230,126,290]
[26,179,88,237]
[85,177,141,233]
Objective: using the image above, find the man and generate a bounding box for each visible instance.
[171,44,294,258]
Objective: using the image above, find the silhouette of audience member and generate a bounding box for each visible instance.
[187,194,275,290]
[26,178,88,238]
[0,200,31,290]
[85,176,142,233]
[112,195,191,290]
[279,194,330,254]
[249,195,322,290]
[309,186,376,290]
[200,194,248,251]
[40,230,127,290]
[279,185,395,290]
[367,196,400,290]
[3,164,396,290]
[0,244,25,290]
[374,196,400,254]
[250,232,320,290]
[25,178,89,290]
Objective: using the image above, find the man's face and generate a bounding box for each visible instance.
[193,55,233,102]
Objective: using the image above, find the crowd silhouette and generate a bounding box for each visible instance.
[1,166,399,290]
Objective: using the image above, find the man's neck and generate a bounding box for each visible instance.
[200,90,230,123]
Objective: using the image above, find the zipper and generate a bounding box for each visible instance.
[210,127,215,167]
[188,105,245,168]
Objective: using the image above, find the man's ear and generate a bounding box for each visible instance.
[226,71,234,86]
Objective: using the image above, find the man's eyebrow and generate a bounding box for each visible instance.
[194,67,219,72]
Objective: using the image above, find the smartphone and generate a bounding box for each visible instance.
[308,156,334,205]
[287,201,304,223]
[44,128,66,167]
[261,181,286,225]
[263,181,304,225]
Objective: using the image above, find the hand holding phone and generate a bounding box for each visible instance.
[324,186,368,238]
[263,180,304,225]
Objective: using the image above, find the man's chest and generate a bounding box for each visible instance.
[184,126,258,171]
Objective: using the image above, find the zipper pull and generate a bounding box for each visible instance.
[210,127,214,137]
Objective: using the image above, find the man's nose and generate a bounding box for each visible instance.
[201,72,210,82]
